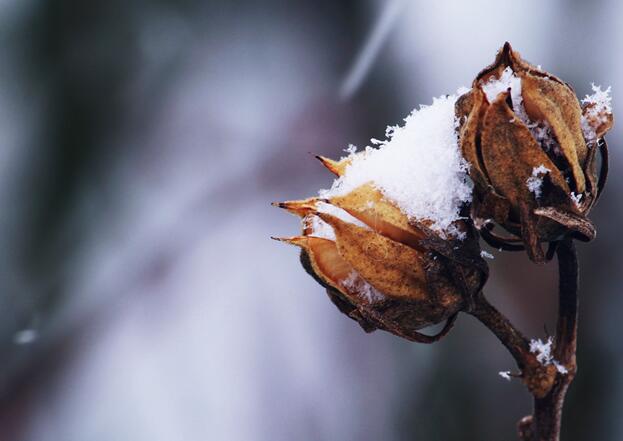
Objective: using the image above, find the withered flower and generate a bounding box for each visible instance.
[456,42,613,262]
[273,156,487,343]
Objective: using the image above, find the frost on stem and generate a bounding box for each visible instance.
[529,337,568,375]
[529,337,553,364]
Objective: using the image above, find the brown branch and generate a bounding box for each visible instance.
[467,292,531,370]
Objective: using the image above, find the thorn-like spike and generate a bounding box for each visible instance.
[272,198,319,217]
[271,235,309,248]
[315,155,349,177]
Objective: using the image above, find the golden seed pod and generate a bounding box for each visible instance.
[274,158,487,342]
[456,42,612,262]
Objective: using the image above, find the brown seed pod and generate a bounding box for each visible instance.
[456,43,612,262]
[273,157,487,342]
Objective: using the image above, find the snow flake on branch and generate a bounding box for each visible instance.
[529,337,567,375]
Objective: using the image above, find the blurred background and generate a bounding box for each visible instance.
[0,0,621,440]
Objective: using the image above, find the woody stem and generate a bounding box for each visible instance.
[467,292,531,372]
[467,238,578,441]
[523,239,578,441]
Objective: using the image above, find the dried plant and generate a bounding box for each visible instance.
[273,43,612,441]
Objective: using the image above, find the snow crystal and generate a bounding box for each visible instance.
[480,250,495,260]
[582,83,612,115]
[529,337,553,365]
[526,165,551,199]
[581,118,595,143]
[570,192,582,207]
[319,90,473,235]
[344,144,358,155]
[529,336,567,374]
[581,83,612,142]
[553,361,568,375]
[499,371,512,381]
[341,271,385,303]
[531,123,560,155]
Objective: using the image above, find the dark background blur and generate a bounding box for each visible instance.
[0,1,621,440]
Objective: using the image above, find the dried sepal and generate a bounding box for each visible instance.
[316,212,427,298]
[328,184,427,251]
[276,235,354,295]
[455,88,490,189]
[520,74,587,191]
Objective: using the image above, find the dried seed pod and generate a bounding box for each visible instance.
[274,174,487,342]
[456,43,612,262]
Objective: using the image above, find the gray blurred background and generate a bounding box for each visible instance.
[0,0,621,440]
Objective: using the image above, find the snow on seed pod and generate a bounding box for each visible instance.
[273,95,487,342]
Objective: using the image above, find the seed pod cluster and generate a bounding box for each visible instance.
[273,42,612,341]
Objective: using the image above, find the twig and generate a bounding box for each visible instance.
[467,292,531,370]
[527,239,578,441]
